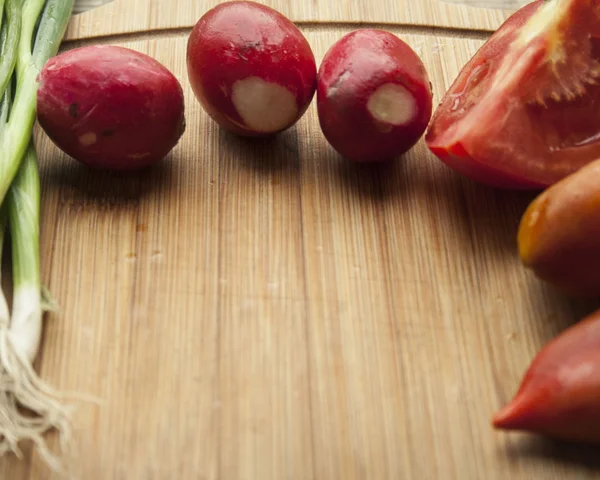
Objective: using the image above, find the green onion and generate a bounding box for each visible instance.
[1,0,73,203]
[0,0,20,101]
[0,206,9,334]
[8,142,44,365]
[0,141,72,472]
[0,75,11,126]
[0,0,75,471]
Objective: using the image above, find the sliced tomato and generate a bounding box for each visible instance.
[426,0,600,189]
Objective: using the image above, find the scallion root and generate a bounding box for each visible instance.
[0,329,73,472]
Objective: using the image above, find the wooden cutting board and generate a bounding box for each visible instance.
[3,1,600,479]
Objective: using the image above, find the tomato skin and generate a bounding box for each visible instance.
[426,0,600,189]
[429,142,547,190]
[493,308,600,443]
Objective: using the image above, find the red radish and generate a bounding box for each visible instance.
[493,308,600,443]
[37,45,186,171]
[316,29,433,163]
[186,1,317,137]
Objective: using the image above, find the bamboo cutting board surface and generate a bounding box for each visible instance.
[3,1,600,479]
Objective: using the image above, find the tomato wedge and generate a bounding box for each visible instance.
[426,0,600,189]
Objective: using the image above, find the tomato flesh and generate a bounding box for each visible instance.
[426,0,600,189]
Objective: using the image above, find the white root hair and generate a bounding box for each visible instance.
[0,289,74,474]
[0,333,74,473]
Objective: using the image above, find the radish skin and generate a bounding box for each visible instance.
[317,29,433,162]
[186,1,317,136]
[37,45,186,171]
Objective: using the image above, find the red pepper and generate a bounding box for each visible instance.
[493,308,600,443]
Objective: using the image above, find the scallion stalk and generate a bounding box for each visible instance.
[0,0,73,204]
[0,0,21,101]
[0,206,9,336]
[8,143,43,366]
[0,0,76,472]
[0,141,72,472]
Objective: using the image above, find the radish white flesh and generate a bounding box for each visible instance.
[231,77,299,133]
[367,84,417,127]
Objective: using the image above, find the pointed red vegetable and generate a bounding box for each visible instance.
[517,158,600,298]
[493,308,600,443]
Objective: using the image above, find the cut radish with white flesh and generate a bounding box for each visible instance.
[367,83,417,126]
[186,1,317,137]
[317,29,433,162]
[231,77,298,133]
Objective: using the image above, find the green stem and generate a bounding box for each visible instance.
[0,0,73,207]
[16,0,44,79]
[0,80,11,127]
[0,0,20,102]
[8,141,40,296]
[0,0,5,31]
[33,0,75,69]
[0,204,9,331]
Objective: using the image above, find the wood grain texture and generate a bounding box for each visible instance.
[2,6,600,480]
[65,0,513,41]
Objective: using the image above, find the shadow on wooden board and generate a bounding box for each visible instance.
[503,436,600,472]
[39,150,179,208]
[217,128,302,175]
